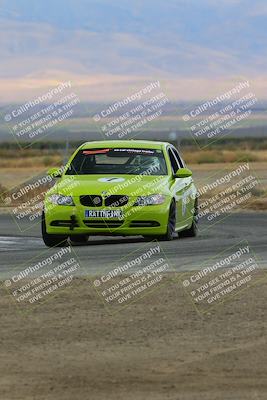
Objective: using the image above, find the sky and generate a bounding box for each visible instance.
[0,0,267,102]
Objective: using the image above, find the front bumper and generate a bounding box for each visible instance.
[44,200,170,236]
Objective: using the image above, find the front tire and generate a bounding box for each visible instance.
[158,200,176,241]
[41,212,68,247]
[179,199,198,238]
[69,235,89,245]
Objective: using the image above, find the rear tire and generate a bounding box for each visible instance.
[41,212,68,247]
[179,199,198,238]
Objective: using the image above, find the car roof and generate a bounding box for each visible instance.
[80,140,170,150]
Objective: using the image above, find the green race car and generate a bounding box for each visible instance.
[42,140,198,247]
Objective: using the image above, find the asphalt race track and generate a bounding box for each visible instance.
[0,212,266,279]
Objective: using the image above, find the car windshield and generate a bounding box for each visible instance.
[65,148,168,176]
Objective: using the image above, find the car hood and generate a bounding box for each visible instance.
[51,174,172,197]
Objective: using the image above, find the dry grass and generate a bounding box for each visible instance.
[0,155,62,168]
[183,149,267,164]
[0,148,267,168]
[0,148,266,209]
[0,149,63,168]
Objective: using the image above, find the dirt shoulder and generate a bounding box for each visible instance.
[1,273,267,400]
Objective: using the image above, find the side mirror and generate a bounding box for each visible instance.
[175,167,192,178]
[47,167,62,178]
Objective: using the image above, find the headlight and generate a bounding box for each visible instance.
[133,194,166,206]
[49,194,74,206]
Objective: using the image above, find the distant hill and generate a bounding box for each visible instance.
[1,0,267,102]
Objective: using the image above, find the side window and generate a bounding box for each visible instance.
[168,149,179,174]
[172,148,184,168]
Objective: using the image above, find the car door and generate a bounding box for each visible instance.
[167,147,194,230]
[171,147,195,226]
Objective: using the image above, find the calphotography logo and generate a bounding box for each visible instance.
[196,161,264,231]
[182,79,258,149]
[0,81,80,148]
[91,241,173,314]
[180,241,265,314]
[92,81,170,140]
[3,245,83,312]
[0,164,79,232]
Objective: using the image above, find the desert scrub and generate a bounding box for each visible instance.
[0,183,7,204]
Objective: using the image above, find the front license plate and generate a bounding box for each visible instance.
[85,209,123,219]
